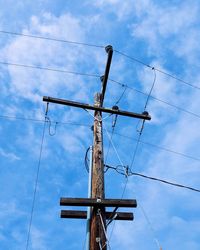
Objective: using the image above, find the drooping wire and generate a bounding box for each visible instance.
[25,105,48,250]
[105,164,200,193]
[129,171,200,193]
[0,30,105,48]
[47,117,58,136]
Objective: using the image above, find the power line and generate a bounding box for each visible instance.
[112,130,200,162]
[144,68,157,110]
[129,171,200,193]
[137,201,162,250]
[0,30,105,48]
[114,49,152,68]
[109,78,200,120]
[1,114,200,163]
[26,116,47,250]
[105,165,200,193]
[0,61,100,78]
[0,114,91,127]
[103,124,129,242]
[114,49,200,91]
[105,156,162,249]
[129,68,157,170]
[1,29,200,91]
[2,59,200,121]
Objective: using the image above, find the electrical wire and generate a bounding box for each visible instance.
[1,113,200,163]
[105,164,163,249]
[104,125,124,169]
[129,171,200,193]
[1,30,199,91]
[25,115,47,250]
[104,126,114,168]
[111,130,200,162]
[137,200,162,250]
[2,60,200,121]
[115,85,127,105]
[98,209,111,250]
[0,30,105,48]
[103,124,129,242]
[114,49,152,68]
[109,78,200,120]
[84,108,112,122]
[0,30,200,93]
[46,116,58,136]
[105,164,200,193]
[144,68,157,110]
[114,49,200,91]
[0,114,91,128]
[129,69,157,170]
[0,61,100,78]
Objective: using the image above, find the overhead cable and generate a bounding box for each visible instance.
[105,164,200,193]
[1,29,199,91]
[129,171,200,193]
[1,114,200,162]
[1,60,200,120]
[129,68,157,170]
[0,61,100,78]
[109,78,200,120]
[0,114,91,128]
[26,113,47,250]
[1,29,200,90]
[114,49,200,91]
[0,30,104,48]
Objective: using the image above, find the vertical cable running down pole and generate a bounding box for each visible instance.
[86,146,93,250]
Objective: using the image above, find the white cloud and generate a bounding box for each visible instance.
[1,13,90,104]
[0,147,20,161]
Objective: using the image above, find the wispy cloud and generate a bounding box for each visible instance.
[0,147,20,161]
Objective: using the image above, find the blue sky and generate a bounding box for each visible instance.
[0,0,200,249]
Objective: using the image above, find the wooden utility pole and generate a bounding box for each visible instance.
[90,92,106,249]
[43,44,151,250]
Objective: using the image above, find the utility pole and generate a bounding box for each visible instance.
[43,45,151,249]
[90,45,113,250]
[90,92,106,249]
